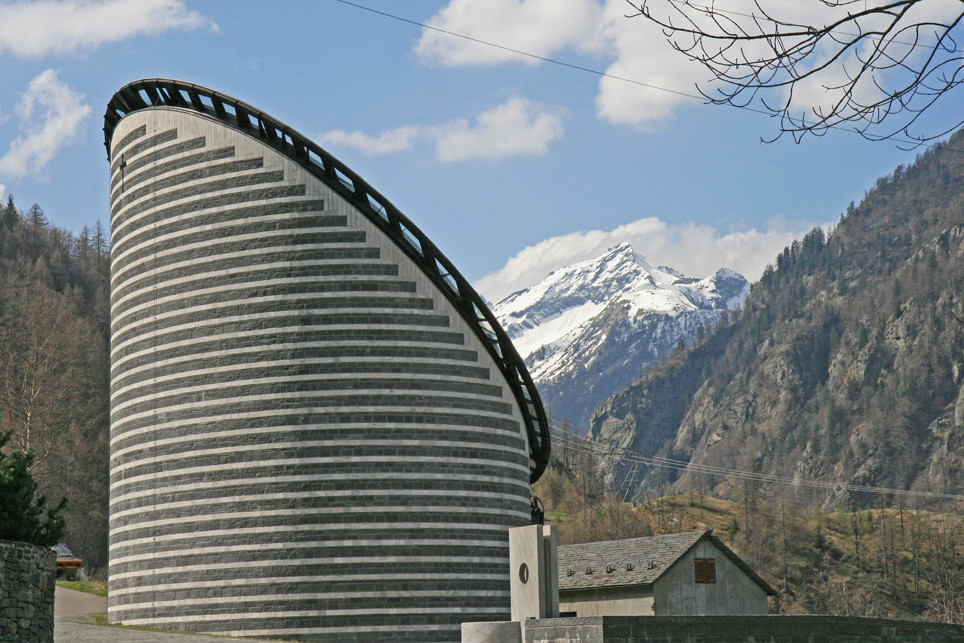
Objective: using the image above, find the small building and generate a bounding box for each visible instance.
[53,542,86,581]
[557,530,775,617]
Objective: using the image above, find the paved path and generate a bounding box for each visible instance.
[55,586,107,615]
[54,616,266,642]
[54,588,269,642]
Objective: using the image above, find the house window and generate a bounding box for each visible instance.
[694,558,716,583]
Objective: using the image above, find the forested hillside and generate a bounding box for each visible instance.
[0,196,110,573]
[533,443,964,622]
[591,131,964,509]
[7,131,964,582]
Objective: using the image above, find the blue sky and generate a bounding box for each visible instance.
[0,0,960,301]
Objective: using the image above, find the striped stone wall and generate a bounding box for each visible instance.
[107,107,531,642]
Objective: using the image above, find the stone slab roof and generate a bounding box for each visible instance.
[557,530,775,595]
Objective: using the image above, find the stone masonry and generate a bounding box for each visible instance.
[106,88,535,642]
[0,540,56,642]
[523,615,964,643]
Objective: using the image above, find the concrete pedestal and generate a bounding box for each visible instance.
[461,621,522,643]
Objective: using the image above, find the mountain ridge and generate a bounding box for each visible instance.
[588,131,964,508]
[491,242,748,431]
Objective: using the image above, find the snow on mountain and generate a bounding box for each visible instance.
[490,243,749,432]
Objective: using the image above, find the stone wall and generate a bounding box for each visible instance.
[523,615,964,643]
[0,540,55,642]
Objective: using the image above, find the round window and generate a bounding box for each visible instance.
[519,562,529,584]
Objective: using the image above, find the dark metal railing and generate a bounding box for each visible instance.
[104,79,550,482]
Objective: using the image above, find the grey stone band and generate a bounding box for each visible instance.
[108,105,531,642]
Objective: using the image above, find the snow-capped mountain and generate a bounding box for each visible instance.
[491,243,749,432]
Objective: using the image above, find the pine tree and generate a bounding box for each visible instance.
[0,430,66,546]
[2,196,18,230]
[26,203,47,233]
[93,220,107,258]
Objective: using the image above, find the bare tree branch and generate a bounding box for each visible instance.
[951,308,964,325]
[627,0,964,144]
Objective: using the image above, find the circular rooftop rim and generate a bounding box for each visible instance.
[104,78,549,483]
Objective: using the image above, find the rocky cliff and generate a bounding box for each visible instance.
[590,132,964,508]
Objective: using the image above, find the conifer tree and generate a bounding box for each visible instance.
[0,430,66,546]
[2,196,18,230]
[26,203,47,233]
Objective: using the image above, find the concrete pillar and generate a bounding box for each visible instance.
[509,524,559,621]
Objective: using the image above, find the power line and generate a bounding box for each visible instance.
[334,2,964,504]
[551,425,964,502]
[335,0,700,101]
[332,0,963,151]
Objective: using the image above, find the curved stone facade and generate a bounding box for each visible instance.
[107,87,540,642]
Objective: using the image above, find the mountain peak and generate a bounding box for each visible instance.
[602,241,637,258]
[491,243,749,430]
[545,242,647,279]
[597,242,651,269]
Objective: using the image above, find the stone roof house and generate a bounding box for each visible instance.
[557,531,775,617]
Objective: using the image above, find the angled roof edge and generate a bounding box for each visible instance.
[558,530,704,591]
[103,78,550,483]
[558,530,776,596]
[667,531,777,596]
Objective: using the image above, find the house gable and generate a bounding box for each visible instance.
[557,531,773,617]
[654,538,769,615]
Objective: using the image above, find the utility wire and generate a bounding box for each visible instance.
[335,1,964,501]
[551,425,964,502]
[332,0,963,151]
[335,0,699,101]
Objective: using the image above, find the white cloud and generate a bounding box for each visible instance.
[415,0,705,127]
[474,215,812,302]
[0,0,214,57]
[320,126,422,157]
[0,70,91,181]
[591,0,708,126]
[320,96,563,162]
[432,97,562,161]
[417,0,963,129]
[415,0,603,66]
